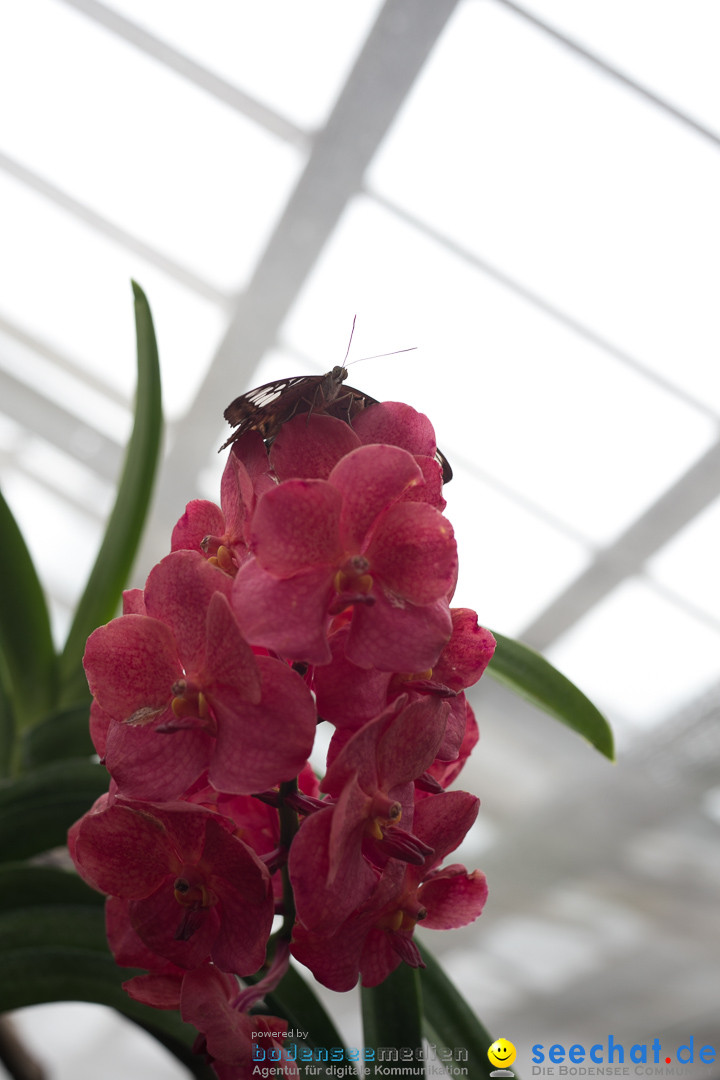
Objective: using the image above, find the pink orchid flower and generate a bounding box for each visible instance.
[312,610,495,765]
[181,962,299,1079]
[172,433,274,575]
[70,798,273,975]
[289,695,449,932]
[292,790,487,991]
[232,443,457,669]
[84,550,316,798]
[269,403,446,509]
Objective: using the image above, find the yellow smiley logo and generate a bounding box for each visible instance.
[488,1038,517,1069]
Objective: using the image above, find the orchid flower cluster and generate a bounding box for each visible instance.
[68,400,495,1078]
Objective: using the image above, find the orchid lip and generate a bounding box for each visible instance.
[328,590,375,615]
[174,905,205,942]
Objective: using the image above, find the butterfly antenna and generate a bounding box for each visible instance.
[347,345,417,367]
[343,315,357,366]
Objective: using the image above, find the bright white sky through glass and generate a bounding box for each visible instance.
[0,0,303,294]
[11,1001,184,1079]
[547,578,720,732]
[281,196,716,547]
[0,327,133,444]
[1,470,104,643]
[0,171,227,420]
[99,0,385,129]
[0,0,718,725]
[517,0,720,135]
[647,495,720,626]
[1,1,720,1072]
[367,0,720,414]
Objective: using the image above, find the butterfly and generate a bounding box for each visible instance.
[220,364,453,483]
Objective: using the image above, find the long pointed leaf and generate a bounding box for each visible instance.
[0,905,214,1080]
[361,963,423,1075]
[0,903,109,955]
[0,954,214,1079]
[0,864,104,911]
[488,631,614,760]
[0,670,14,779]
[0,486,57,735]
[59,282,163,706]
[271,965,352,1078]
[244,959,349,1078]
[0,760,108,861]
[20,703,93,769]
[265,962,347,1053]
[417,942,499,1079]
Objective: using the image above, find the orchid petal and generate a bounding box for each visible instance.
[72,802,174,897]
[289,804,377,933]
[203,591,262,704]
[413,790,480,869]
[122,589,146,615]
[196,817,272,974]
[270,413,360,480]
[250,479,343,575]
[346,592,452,672]
[434,609,496,691]
[375,697,449,789]
[210,656,317,793]
[130,882,219,970]
[352,401,438,459]
[312,625,390,728]
[104,720,212,801]
[171,500,225,554]
[233,558,333,663]
[419,866,488,929]
[84,615,181,724]
[330,444,422,551]
[144,551,232,674]
[367,502,457,605]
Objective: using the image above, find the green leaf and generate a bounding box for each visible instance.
[0,902,109,955]
[0,954,214,1079]
[0,485,58,735]
[0,668,15,779]
[0,759,108,862]
[0,863,104,911]
[0,907,214,1079]
[19,702,93,769]
[488,631,614,760]
[418,942,499,1079]
[240,954,350,1077]
[361,963,423,1074]
[58,281,163,707]
[264,961,348,1053]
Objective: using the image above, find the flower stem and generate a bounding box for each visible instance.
[277,778,299,939]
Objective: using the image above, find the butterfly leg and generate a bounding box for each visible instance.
[302,382,327,425]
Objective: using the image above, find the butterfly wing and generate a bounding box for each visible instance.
[221,372,453,482]
[333,384,453,482]
[221,374,329,448]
